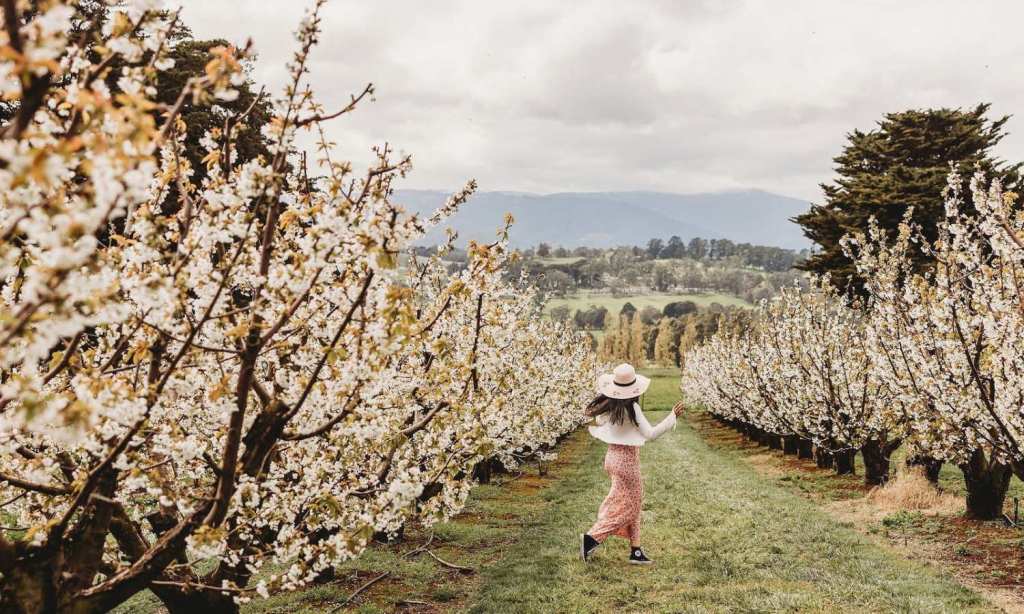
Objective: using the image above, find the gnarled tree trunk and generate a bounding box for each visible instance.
[959,448,1013,520]
[814,446,834,469]
[834,449,856,476]
[782,435,799,455]
[861,438,902,486]
[797,438,814,460]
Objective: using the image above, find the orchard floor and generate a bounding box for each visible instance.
[118,370,1006,613]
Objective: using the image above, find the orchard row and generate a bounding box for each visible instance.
[684,173,1024,521]
[0,2,597,612]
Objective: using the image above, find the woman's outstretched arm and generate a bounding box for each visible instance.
[634,403,678,440]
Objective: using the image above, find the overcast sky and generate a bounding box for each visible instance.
[176,0,1024,202]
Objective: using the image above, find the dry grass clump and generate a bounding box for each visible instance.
[866,468,962,515]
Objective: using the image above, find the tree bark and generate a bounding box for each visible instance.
[1,540,60,614]
[797,438,814,460]
[489,457,508,477]
[861,438,901,486]
[959,448,1013,520]
[473,459,492,484]
[906,455,943,484]
[834,449,856,475]
[814,446,834,469]
[782,435,799,455]
[741,423,755,440]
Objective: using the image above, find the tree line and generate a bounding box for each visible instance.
[533,236,806,273]
[549,300,748,368]
[505,245,804,305]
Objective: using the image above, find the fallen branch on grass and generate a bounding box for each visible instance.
[494,471,524,486]
[425,549,474,573]
[331,532,438,611]
[330,572,391,612]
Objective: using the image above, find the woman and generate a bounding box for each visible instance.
[580,363,685,565]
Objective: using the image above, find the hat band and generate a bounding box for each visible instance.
[614,378,637,387]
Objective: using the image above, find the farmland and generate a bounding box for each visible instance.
[543,291,751,316]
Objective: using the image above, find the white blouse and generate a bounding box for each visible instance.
[587,403,677,446]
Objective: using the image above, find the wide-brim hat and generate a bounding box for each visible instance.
[597,363,650,399]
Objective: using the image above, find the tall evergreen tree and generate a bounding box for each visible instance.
[646,238,664,259]
[663,235,685,258]
[795,104,1022,294]
[629,313,646,366]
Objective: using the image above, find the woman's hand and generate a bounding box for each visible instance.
[672,401,686,417]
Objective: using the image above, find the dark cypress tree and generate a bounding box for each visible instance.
[795,104,1022,294]
[154,37,273,192]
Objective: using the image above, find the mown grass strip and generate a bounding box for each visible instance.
[465,369,994,613]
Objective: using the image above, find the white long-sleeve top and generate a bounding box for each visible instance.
[587,403,677,446]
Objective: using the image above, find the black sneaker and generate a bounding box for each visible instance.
[580,533,600,562]
[629,547,653,565]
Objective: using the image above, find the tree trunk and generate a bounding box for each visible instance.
[861,439,900,486]
[834,449,856,475]
[959,448,1013,520]
[473,459,493,484]
[767,434,782,451]
[109,505,204,613]
[490,457,508,476]
[782,435,799,455]
[1,541,60,614]
[156,591,239,614]
[906,455,943,484]
[814,446,834,469]
[797,438,814,460]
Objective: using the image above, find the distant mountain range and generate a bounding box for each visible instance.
[396,189,813,251]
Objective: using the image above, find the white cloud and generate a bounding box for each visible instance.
[175,0,1024,201]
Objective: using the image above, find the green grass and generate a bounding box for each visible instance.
[115,367,997,613]
[465,368,995,613]
[639,367,683,412]
[543,292,750,316]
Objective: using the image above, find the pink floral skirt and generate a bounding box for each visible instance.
[588,444,643,545]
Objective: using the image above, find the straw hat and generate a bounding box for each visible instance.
[596,363,650,399]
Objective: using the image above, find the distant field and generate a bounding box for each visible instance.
[543,291,750,315]
[533,256,585,266]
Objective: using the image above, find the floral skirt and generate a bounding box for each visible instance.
[588,444,643,545]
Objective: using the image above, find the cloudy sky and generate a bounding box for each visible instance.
[177,0,1024,201]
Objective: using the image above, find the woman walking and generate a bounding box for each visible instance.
[580,363,685,565]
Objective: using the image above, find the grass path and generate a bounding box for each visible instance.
[465,370,995,613]
[115,370,999,612]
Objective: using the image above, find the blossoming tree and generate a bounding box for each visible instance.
[685,170,1024,519]
[849,173,1024,518]
[0,1,597,611]
[683,282,904,485]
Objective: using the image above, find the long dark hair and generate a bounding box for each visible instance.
[585,394,639,427]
